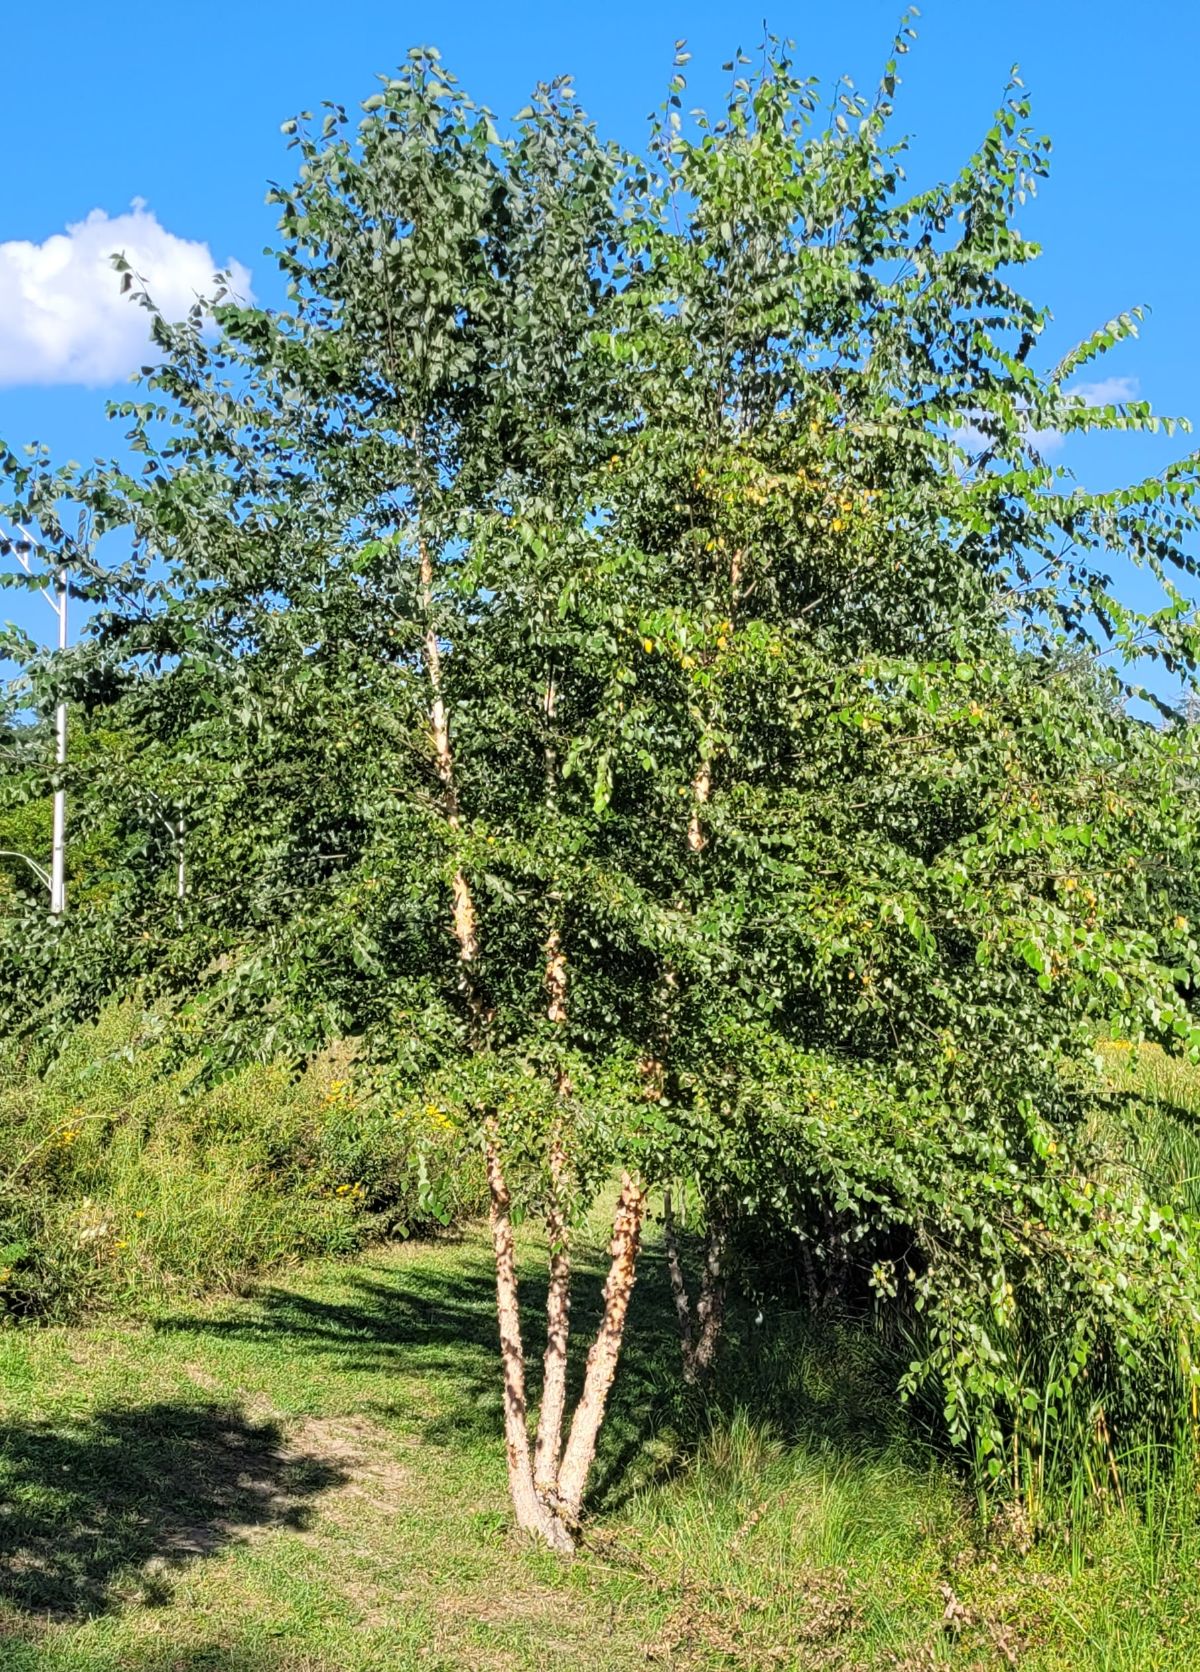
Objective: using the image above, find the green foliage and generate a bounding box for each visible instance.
[3,19,1200,1500]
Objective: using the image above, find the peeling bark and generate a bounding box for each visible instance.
[542,672,569,1024]
[663,1193,726,1385]
[686,757,712,853]
[662,1188,695,1362]
[418,534,479,968]
[729,546,743,603]
[685,546,742,855]
[486,1127,573,1553]
[556,1172,647,1523]
[544,926,569,1025]
[693,1217,728,1379]
[535,663,574,1496]
[534,1129,571,1496]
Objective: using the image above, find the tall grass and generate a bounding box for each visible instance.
[1097,1040,1200,1221]
[0,1003,479,1321]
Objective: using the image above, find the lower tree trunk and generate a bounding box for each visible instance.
[663,1191,726,1384]
[485,1126,573,1553]
[554,1171,647,1525]
[534,1131,571,1497]
[693,1217,727,1378]
[486,1132,648,1550]
[662,1188,696,1373]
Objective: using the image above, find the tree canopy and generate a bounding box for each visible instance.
[5,20,1200,1541]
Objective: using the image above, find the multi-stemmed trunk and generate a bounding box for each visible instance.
[485,1139,646,1548]
[485,1127,572,1550]
[418,548,646,1550]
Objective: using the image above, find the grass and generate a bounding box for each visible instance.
[4,1205,1200,1670]
[1095,1039,1200,1222]
[0,1005,477,1322]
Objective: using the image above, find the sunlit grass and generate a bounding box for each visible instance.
[5,1202,1200,1669]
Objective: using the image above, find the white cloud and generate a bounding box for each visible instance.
[0,202,252,387]
[955,377,1143,466]
[1066,375,1140,409]
[1030,377,1142,453]
[1026,420,1066,456]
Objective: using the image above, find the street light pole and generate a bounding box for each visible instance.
[49,562,67,915]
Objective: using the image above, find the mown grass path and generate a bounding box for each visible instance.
[2,1215,1198,1670]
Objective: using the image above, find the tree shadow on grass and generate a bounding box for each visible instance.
[153,1239,909,1521]
[1,1639,314,1672]
[156,1243,678,1423]
[0,1400,345,1620]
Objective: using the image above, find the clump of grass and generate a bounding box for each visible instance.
[0,1003,480,1322]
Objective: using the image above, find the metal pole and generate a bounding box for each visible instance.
[0,523,68,913]
[50,564,67,915]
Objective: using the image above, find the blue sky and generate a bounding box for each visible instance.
[2,0,1197,653]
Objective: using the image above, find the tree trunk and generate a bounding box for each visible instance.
[555,1172,647,1524]
[800,1238,821,1310]
[486,1128,574,1553]
[416,558,642,1553]
[535,664,574,1498]
[693,1217,727,1379]
[418,534,479,971]
[686,757,711,853]
[663,1192,726,1385]
[685,545,741,854]
[662,1188,696,1371]
[672,542,741,1363]
[825,1206,851,1308]
[534,1127,571,1496]
[415,527,569,1544]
